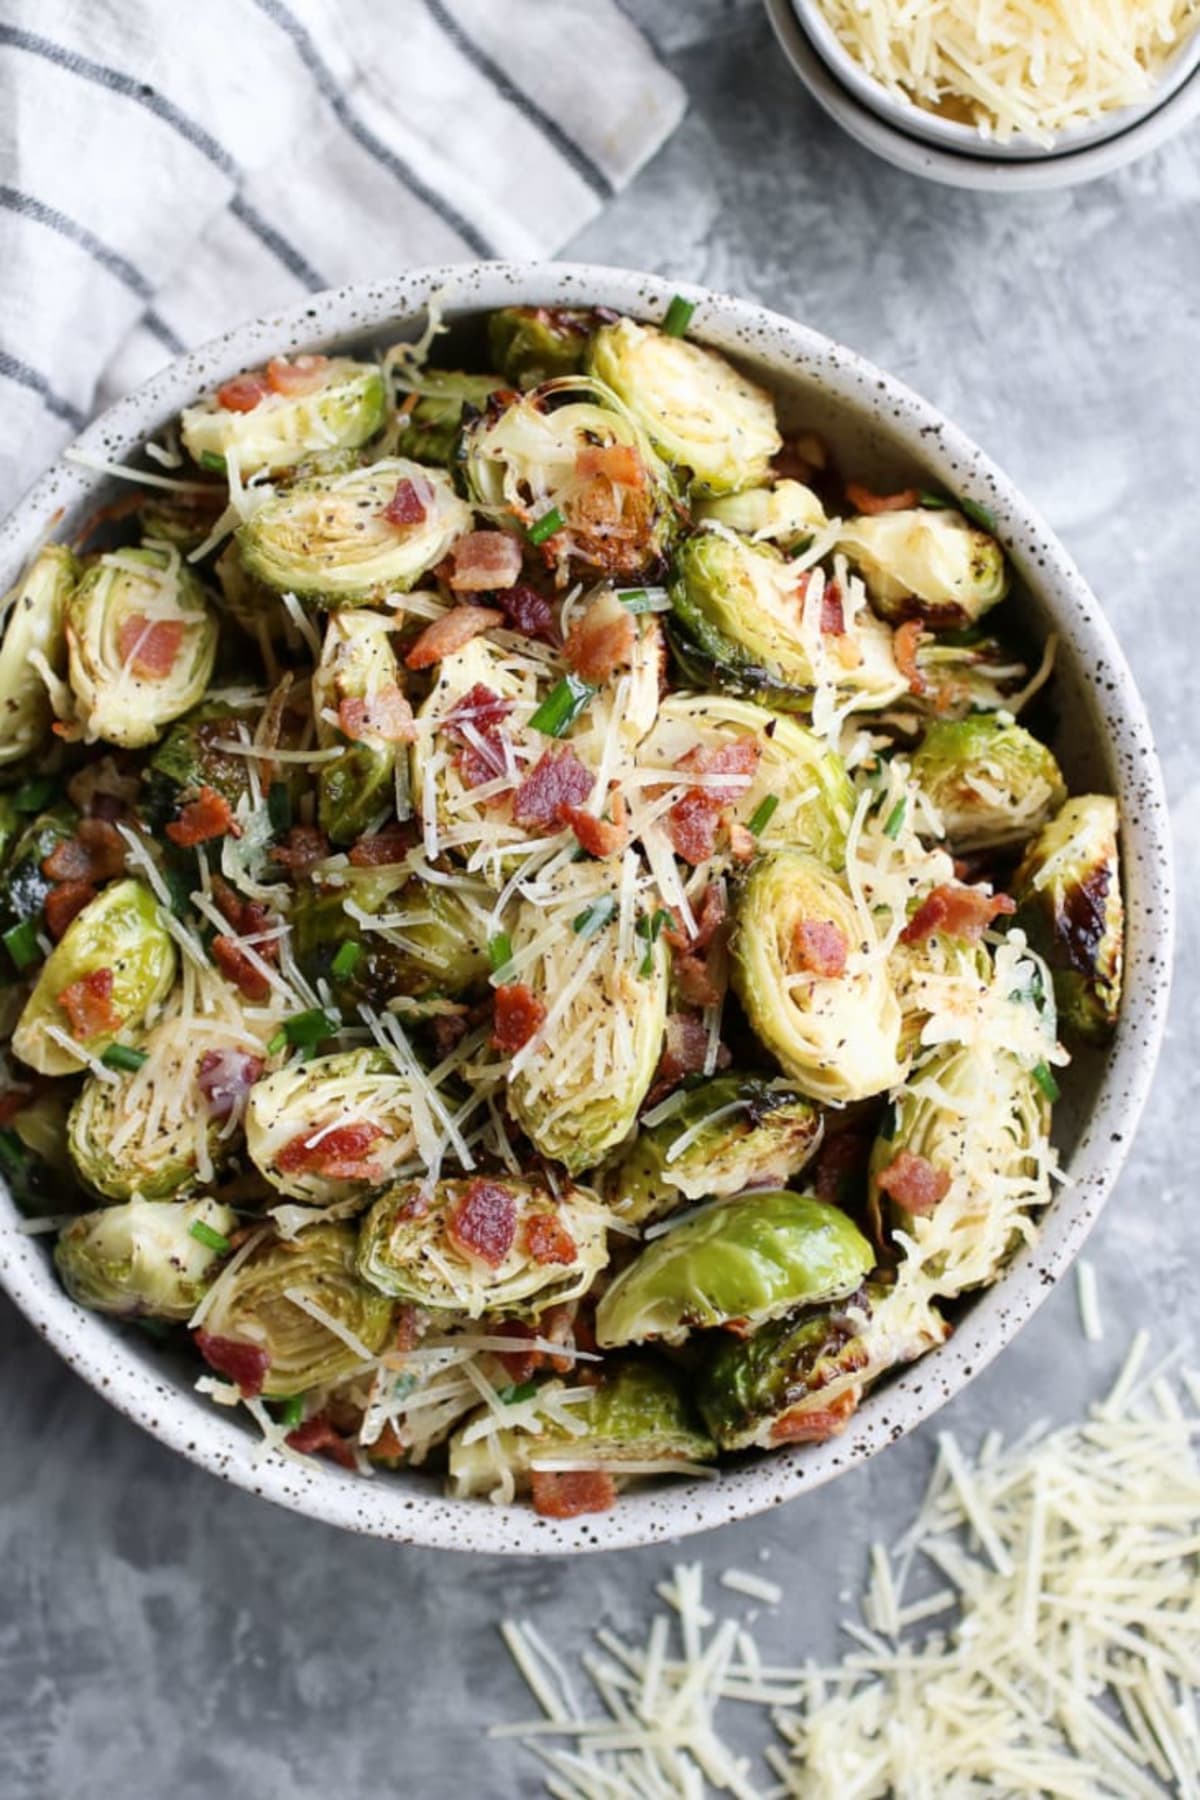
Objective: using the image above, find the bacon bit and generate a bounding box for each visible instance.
[367,1421,407,1465]
[58,967,120,1040]
[211,879,277,955]
[575,443,645,487]
[0,1082,33,1126]
[381,477,429,527]
[666,792,723,866]
[563,590,637,684]
[792,918,849,978]
[337,685,416,744]
[496,582,558,644]
[524,1212,578,1267]
[276,1121,383,1180]
[446,1179,518,1268]
[443,683,513,789]
[212,936,272,1002]
[347,822,417,866]
[196,1048,264,1121]
[673,949,724,1009]
[512,748,592,830]
[448,530,523,593]
[44,881,97,940]
[43,818,127,885]
[166,785,239,848]
[876,1148,951,1215]
[216,372,269,412]
[271,823,330,875]
[893,620,927,695]
[116,615,187,681]
[647,1011,730,1105]
[194,1331,269,1397]
[490,1308,576,1384]
[769,1390,859,1444]
[393,1304,429,1354]
[491,983,547,1054]
[531,1469,617,1519]
[666,740,762,866]
[285,1414,357,1470]
[900,882,1017,946]
[561,792,630,859]
[727,821,757,863]
[665,884,728,955]
[265,353,329,396]
[820,581,846,636]
[404,604,503,670]
[845,483,920,516]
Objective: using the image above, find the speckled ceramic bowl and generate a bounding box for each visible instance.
[0,265,1173,1553]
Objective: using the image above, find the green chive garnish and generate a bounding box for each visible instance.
[883,799,907,840]
[189,1219,232,1255]
[2,919,40,971]
[275,1007,339,1051]
[498,1380,538,1405]
[528,673,596,738]
[918,489,997,533]
[747,794,780,837]
[101,1043,149,1073]
[267,781,292,834]
[1032,1061,1060,1103]
[11,777,54,813]
[487,932,514,974]
[199,451,227,474]
[573,896,616,939]
[268,1027,288,1055]
[634,907,674,976]
[0,1128,26,1176]
[331,940,362,979]
[662,295,696,337]
[918,490,952,511]
[277,1394,305,1429]
[528,507,564,546]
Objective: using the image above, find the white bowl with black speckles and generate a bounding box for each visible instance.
[0,264,1174,1554]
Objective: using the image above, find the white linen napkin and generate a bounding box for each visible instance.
[0,0,684,509]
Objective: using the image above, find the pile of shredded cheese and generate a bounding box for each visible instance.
[815,0,1200,145]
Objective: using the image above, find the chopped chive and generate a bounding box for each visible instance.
[267,781,292,834]
[101,1043,149,1073]
[267,1027,288,1055]
[662,295,696,337]
[498,1380,538,1405]
[527,506,564,546]
[1032,1061,1060,1103]
[276,1394,305,1429]
[11,777,54,813]
[573,896,616,939]
[635,906,674,976]
[919,489,997,533]
[276,1007,339,1051]
[2,919,40,971]
[918,490,952,511]
[615,587,669,615]
[331,940,362,979]
[199,451,227,474]
[0,1128,25,1176]
[487,932,514,974]
[189,1219,232,1255]
[528,673,596,738]
[883,799,907,840]
[747,794,780,838]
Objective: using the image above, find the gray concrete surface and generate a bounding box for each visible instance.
[2,2,1197,1794]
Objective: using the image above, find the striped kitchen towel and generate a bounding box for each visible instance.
[0,0,685,511]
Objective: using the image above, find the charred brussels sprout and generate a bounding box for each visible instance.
[488,306,600,387]
[607,1075,822,1228]
[910,716,1067,853]
[180,356,386,478]
[55,1196,235,1320]
[839,507,1008,627]
[246,1048,420,1204]
[357,1176,609,1319]
[1012,795,1123,1043]
[12,879,176,1076]
[237,458,472,605]
[588,316,781,496]
[695,479,828,547]
[140,699,259,828]
[395,369,504,465]
[199,1223,394,1396]
[0,803,79,951]
[66,545,219,749]
[731,850,904,1104]
[0,545,76,767]
[595,1190,873,1348]
[313,611,407,845]
[292,871,490,1006]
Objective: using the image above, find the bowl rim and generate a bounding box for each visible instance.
[0,260,1174,1554]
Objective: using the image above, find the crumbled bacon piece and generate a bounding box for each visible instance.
[666,792,723,866]
[876,1148,951,1215]
[197,1047,264,1121]
[664,884,728,954]
[491,983,546,1054]
[820,581,846,636]
[276,1121,383,1180]
[194,1331,270,1396]
[216,372,269,412]
[524,1212,578,1266]
[43,880,95,939]
[346,823,416,867]
[285,1414,357,1470]
[727,821,757,862]
[42,818,127,885]
[448,530,523,593]
[166,785,239,847]
[792,918,848,978]
[367,1422,407,1465]
[561,792,629,859]
[667,740,761,867]
[489,1307,576,1383]
[530,1469,617,1519]
[270,824,329,875]
[647,1010,730,1105]
[212,936,271,1002]
[58,967,120,1040]
[893,620,927,695]
[900,883,1016,946]
[512,748,592,829]
[404,604,503,670]
[265,353,329,396]
[563,591,637,684]
[496,582,558,644]
[845,483,919,516]
[443,683,514,790]
[769,1390,859,1444]
[337,685,416,744]
[211,879,277,955]
[393,1304,428,1353]
[116,615,186,680]
[575,443,645,487]
[446,1179,518,1268]
[381,477,429,527]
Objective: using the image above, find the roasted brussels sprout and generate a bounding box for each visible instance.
[139,698,259,828]
[180,356,386,478]
[595,1189,873,1348]
[292,870,491,1006]
[1012,795,1123,1043]
[312,611,407,845]
[200,1223,394,1396]
[55,1196,236,1320]
[694,479,827,546]
[488,306,600,387]
[0,545,76,766]
[588,316,780,496]
[730,850,904,1104]
[237,458,472,605]
[909,716,1067,853]
[607,1074,822,1228]
[839,507,1008,628]
[505,866,669,1173]
[357,1176,610,1319]
[395,369,503,465]
[65,545,219,749]
[212,542,312,653]
[0,803,79,951]
[246,1048,422,1204]
[12,879,176,1076]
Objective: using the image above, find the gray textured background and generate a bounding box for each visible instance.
[2,3,1197,1794]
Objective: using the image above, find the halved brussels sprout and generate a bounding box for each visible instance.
[0,545,76,766]
[731,850,904,1104]
[55,1196,236,1320]
[606,1074,822,1228]
[139,698,260,828]
[447,1358,715,1498]
[137,490,227,555]
[312,611,406,845]
[889,928,993,1061]
[66,545,219,749]
[488,306,600,387]
[200,1223,394,1397]
[505,864,669,1174]
[292,869,491,1006]
[595,1189,873,1348]
[911,628,1045,721]
[246,1048,420,1204]
[0,803,79,952]
[357,1176,610,1318]
[12,879,176,1076]
[213,542,313,654]
[1012,795,1123,1044]
[637,693,854,868]
[237,458,472,605]
[395,369,503,465]
[694,479,827,546]
[588,316,781,496]
[909,716,1067,853]
[461,377,677,579]
[839,507,1008,628]
[180,357,386,478]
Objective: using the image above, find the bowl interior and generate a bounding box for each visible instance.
[0,264,1174,1552]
